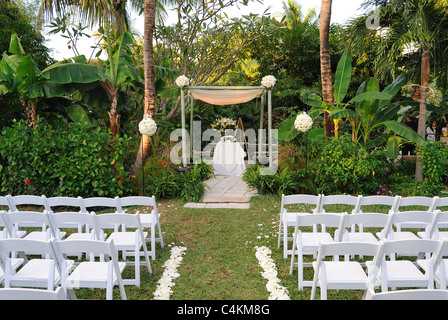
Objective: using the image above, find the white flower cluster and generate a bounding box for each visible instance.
[175,75,190,88]
[153,246,187,300]
[255,246,290,300]
[294,112,313,132]
[261,75,276,88]
[138,117,157,136]
[212,117,236,131]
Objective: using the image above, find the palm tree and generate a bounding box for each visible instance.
[277,0,317,28]
[347,0,448,181]
[319,0,335,137]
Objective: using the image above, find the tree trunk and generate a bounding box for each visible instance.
[415,50,430,182]
[21,98,37,129]
[319,0,335,138]
[131,0,157,175]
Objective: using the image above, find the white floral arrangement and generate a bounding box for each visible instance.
[255,246,290,300]
[138,117,157,136]
[294,112,313,132]
[211,117,236,131]
[261,75,276,88]
[175,75,190,88]
[153,246,187,300]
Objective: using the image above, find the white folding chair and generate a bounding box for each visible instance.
[289,212,347,290]
[378,210,439,244]
[311,242,380,300]
[364,288,448,300]
[47,211,101,246]
[115,196,164,260]
[318,194,361,214]
[53,239,127,300]
[277,194,321,258]
[0,287,67,300]
[340,213,389,251]
[0,238,63,291]
[368,239,442,292]
[354,195,399,214]
[92,212,152,287]
[2,211,57,241]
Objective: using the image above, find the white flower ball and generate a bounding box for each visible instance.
[294,112,313,132]
[138,117,157,136]
[261,75,276,88]
[175,75,190,88]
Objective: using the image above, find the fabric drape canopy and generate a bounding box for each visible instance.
[189,88,265,106]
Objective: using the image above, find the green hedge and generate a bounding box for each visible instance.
[0,119,132,197]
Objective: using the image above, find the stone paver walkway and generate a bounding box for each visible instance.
[184,175,258,209]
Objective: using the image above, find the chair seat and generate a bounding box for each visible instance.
[23,231,66,241]
[344,232,379,243]
[382,260,429,287]
[107,231,148,251]
[66,261,126,288]
[301,233,334,252]
[11,259,60,288]
[314,261,369,290]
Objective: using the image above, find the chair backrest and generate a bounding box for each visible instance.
[365,288,448,300]
[294,212,347,235]
[115,196,157,214]
[53,239,118,260]
[0,287,67,300]
[43,196,83,213]
[3,211,51,234]
[382,210,439,239]
[93,212,144,232]
[7,195,46,212]
[318,195,361,213]
[394,196,438,212]
[78,197,119,213]
[343,213,389,232]
[47,211,97,237]
[316,241,380,260]
[356,195,399,214]
[281,194,321,214]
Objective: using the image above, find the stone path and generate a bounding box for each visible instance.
[184,175,258,209]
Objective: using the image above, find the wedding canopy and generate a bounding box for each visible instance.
[180,86,273,167]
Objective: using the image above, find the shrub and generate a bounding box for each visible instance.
[417,141,448,192]
[314,134,390,195]
[0,119,131,197]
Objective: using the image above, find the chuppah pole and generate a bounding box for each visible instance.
[268,89,272,166]
[181,88,188,166]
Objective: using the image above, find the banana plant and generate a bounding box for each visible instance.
[303,51,353,138]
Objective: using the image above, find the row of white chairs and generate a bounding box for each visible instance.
[278,194,448,258]
[0,237,128,300]
[310,238,448,300]
[289,210,448,293]
[0,195,163,260]
[0,211,152,299]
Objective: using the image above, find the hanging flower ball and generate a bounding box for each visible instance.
[138,117,157,136]
[261,75,277,88]
[294,112,313,132]
[175,75,190,88]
